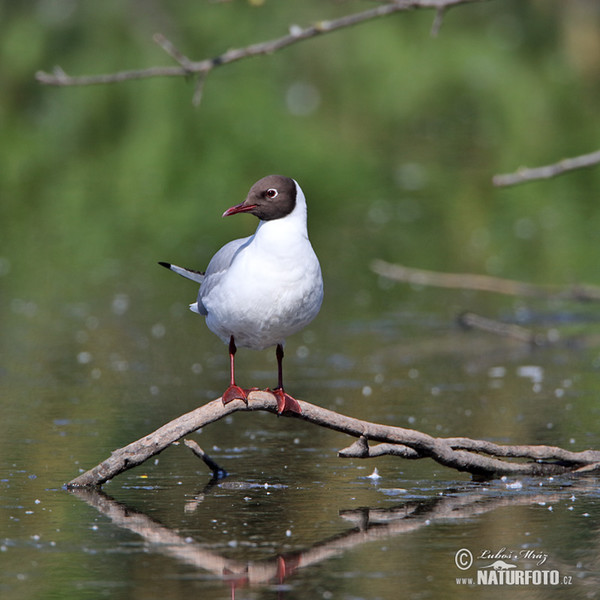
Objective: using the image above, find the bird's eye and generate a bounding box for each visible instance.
[266,188,278,199]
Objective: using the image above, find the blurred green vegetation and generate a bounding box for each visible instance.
[3,0,600,431]
[2,0,600,307]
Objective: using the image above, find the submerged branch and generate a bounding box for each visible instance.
[371,259,600,301]
[67,391,600,488]
[457,311,547,346]
[183,438,228,479]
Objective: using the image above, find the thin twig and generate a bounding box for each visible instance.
[493,149,600,187]
[66,391,600,488]
[192,73,207,107]
[371,259,600,301]
[183,439,228,479]
[152,33,194,70]
[36,0,483,94]
[430,6,446,36]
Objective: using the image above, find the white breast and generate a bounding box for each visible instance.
[197,181,323,350]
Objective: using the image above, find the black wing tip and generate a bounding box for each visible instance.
[158,261,172,270]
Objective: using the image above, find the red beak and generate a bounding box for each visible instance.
[222,202,257,218]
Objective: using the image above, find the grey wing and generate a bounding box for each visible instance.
[194,236,252,315]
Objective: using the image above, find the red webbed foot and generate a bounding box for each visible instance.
[268,388,302,415]
[221,385,248,405]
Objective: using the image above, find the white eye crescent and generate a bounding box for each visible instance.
[266,188,278,199]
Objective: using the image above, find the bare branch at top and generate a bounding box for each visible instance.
[35,0,484,104]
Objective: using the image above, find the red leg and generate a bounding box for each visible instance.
[221,336,248,405]
[276,554,301,583]
[269,344,302,414]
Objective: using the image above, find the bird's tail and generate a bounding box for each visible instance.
[158,261,205,284]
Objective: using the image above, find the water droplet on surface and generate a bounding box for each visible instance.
[367,468,381,481]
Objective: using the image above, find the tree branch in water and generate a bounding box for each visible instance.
[66,391,600,488]
[371,259,600,301]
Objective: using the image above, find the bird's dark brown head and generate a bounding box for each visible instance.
[222,175,297,221]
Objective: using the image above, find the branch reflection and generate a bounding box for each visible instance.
[70,480,596,596]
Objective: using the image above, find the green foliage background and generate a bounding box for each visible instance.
[2,0,600,309]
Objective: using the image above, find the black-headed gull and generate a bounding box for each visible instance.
[159,175,323,414]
